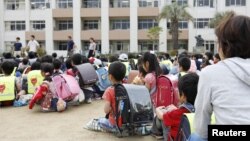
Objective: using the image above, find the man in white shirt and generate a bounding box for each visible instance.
[27,35,39,53]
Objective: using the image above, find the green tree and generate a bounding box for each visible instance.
[159,2,192,49]
[147,26,163,41]
[210,11,234,28]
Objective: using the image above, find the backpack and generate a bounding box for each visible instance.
[113,84,131,137]
[96,67,111,91]
[75,63,98,88]
[151,75,179,108]
[175,113,216,141]
[113,84,154,137]
[52,74,80,101]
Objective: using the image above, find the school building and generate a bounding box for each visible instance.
[0,0,249,57]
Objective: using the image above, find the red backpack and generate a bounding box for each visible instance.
[151,75,180,108]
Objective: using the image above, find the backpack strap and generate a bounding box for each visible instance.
[112,83,130,134]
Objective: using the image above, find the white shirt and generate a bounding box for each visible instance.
[27,40,39,52]
[89,42,96,50]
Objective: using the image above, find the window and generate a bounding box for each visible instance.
[83,20,99,30]
[138,19,158,29]
[57,0,72,8]
[138,40,158,52]
[110,41,129,54]
[139,0,159,7]
[167,20,188,29]
[30,0,50,9]
[110,19,130,30]
[57,20,73,30]
[82,0,101,8]
[204,41,215,53]
[5,21,25,31]
[193,0,214,7]
[31,21,45,31]
[110,0,130,8]
[176,0,187,6]
[5,0,25,10]
[54,41,67,50]
[226,0,246,6]
[194,18,212,29]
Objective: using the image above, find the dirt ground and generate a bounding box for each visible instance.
[0,100,156,141]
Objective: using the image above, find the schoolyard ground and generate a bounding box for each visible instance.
[0,100,155,141]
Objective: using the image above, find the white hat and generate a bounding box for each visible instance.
[118,53,128,61]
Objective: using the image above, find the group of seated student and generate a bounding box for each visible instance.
[86,13,250,141]
[1,12,249,140]
[83,51,200,140]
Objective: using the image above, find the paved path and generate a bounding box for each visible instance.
[0,100,156,141]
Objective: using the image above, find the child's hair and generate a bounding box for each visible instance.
[160,64,169,75]
[178,73,199,105]
[178,57,191,72]
[52,52,57,58]
[22,58,29,65]
[142,52,162,77]
[138,65,147,78]
[214,53,221,60]
[1,61,15,75]
[41,63,54,81]
[41,55,53,63]
[28,51,36,59]
[71,53,82,65]
[31,62,41,70]
[205,52,213,60]
[53,59,62,70]
[108,61,126,81]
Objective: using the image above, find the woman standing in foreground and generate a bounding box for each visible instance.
[88,37,96,58]
[189,12,250,141]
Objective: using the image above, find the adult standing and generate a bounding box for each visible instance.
[88,37,96,58]
[67,36,75,58]
[14,37,22,57]
[189,12,250,141]
[27,35,39,53]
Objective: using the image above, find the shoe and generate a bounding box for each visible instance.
[94,93,101,100]
[151,133,164,140]
[85,98,92,104]
[84,119,102,132]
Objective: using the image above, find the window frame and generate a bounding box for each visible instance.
[31,20,45,31]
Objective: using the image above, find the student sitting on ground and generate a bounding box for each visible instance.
[152,73,199,140]
[29,63,67,112]
[141,52,162,95]
[85,61,126,133]
[0,61,21,107]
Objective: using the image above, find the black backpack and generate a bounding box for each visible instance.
[113,84,131,137]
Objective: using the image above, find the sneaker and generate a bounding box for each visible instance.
[94,93,102,100]
[85,98,92,104]
[151,133,164,140]
[84,119,102,132]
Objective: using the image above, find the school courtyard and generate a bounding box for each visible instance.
[0,100,155,141]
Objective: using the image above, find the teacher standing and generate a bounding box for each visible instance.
[88,37,96,58]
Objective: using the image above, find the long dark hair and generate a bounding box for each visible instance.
[142,52,162,77]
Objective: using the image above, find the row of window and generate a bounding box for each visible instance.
[5,19,213,31]
[5,0,246,10]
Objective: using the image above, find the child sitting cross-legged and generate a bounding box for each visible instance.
[29,63,67,112]
[85,61,126,133]
[152,73,199,141]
